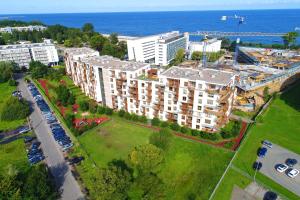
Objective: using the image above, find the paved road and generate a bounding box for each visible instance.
[258,143,300,197]
[17,74,84,200]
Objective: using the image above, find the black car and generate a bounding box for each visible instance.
[286,158,297,167]
[263,191,277,200]
[69,156,84,165]
[253,161,263,170]
[24,136,35,143]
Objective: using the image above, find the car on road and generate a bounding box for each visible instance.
[253,161,263,170]
[276,164,289,173]
[287,169,299,178]
[258,147,268,158]
[263,191,277,200]
[262,140,273,148]
[19,126,31,134]
[286,158,298,167]
[69,156,84,165]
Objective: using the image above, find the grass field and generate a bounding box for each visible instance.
[77,116,233,200]
[213,82,300,200]
[0,82,25,131]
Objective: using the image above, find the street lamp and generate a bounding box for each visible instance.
[221,15,245,66]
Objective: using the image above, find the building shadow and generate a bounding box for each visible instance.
[279,77,300,112]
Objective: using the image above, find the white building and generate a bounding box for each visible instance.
[188,38,222,58]
[0,25,47,33]
[65,48,238,132]
[0,40,59,68]
[127,31,188,66]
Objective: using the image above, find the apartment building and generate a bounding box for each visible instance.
[0,40,59,68]
[188,38,222,58]
[65,48,237,132]
[0,25,47,33]
[127,31,188,66]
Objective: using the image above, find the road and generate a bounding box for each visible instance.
[258,143,300,197]
[17,74,84,200]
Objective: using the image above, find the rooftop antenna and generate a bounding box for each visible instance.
[221,14,246,66]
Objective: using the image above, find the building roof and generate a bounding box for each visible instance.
[0,42,55,50]
[161,66,235,85]
[82,55,149,71]
[64,47,98,56]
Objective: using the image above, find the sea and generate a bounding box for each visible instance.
[1,9,300,44]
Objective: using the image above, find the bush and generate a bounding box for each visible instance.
[79,100,89,111]
[89,101,98,114]
[8,79,17,86]
[200,132,218,141]
[105,107,113,115]
[29,61,48,79]
[139,116,148,123]
[220,120,242,139]
[0,61,13,83]
[220,131,232,139]
[191,129,200,136]
[223,141,235,149]
[124,112,132,120]
[160,121,169,128]
[149,128,173,150]
[131,114,139,121]
[151,118,160,126]
[97,106,106,114]
[180,126,189,134]
[170,122,180,131]
[55,85,71,106]
[118,110,126,117]
[0,97,30,121]
[65,113,75,128]
[67,93,76,105]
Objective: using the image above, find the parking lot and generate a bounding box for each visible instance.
[258,143,300,197]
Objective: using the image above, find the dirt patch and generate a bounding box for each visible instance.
[81,112,89,117]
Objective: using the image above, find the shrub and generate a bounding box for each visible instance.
[191,129,200,136]
[0,97,30,121]
[8,79,17,86]
[151,118,160,126]
[200,132,218,141]
[97,106,106,114]
[89,101,98,114]
[124,112,132,120]
[131,114,139,121]
[139,116,148,123]
[170,122,180,131]
[220,131,232,139]
[220,120,242,139]
[118,110,126,117]
[180,126,189,134]
[67,93,76,105]
[65,113,75,128]
[55,85,71,106]
[105,107,113,115]
[160,121,169,128]
[79,100,89,111]
[0,61,13,83]
[223,141,235,149]
[149,128,173,150]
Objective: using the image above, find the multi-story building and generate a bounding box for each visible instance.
[0,40,59,68]
[0,25,47,33]
[127,31,188,66]
[188,38,222,58]
[65,48,238,132]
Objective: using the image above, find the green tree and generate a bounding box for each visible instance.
[191,51,202,61]
[89,34,108,52]
[109,33,119,45]
[263,86,270,102]
[79,100,89,111]
[282,32,299,48]
[82,23,94,35]
[64,39,73,47]
[149,128,173,150]
[55,85,71,106]
[151,118,160,126]
[172,48,185,66]
[1,97,30,121]
[129,144,164,174]
[29,61,48,79]
[0,61,14,83]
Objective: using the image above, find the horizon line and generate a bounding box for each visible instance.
[1,8,300,15]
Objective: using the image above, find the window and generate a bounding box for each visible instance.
[197,119,201,123]
[130,99,133,103]
[181,115,185,120]
[199,92,203,97]
[110,78,113,82]
[183,89,187,94]
[208,94,214,98]
[205,119,211,124]
[198,99,202,104]
[207,100,214,105]
[196,125,200,129]
[198,106,202,110]
[142,83,145,87]
[198,84,202,89]
[168,94,172,98]
[168,100,171,104]
[184,82,188,86]
[183,97,186,101]
[168,106,171,111]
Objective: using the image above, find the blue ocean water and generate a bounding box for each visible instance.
[1,9,300,44]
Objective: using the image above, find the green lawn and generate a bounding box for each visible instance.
[0,137,29,173]
[0,82,25,131]
[77,116,233,200]
[213,82,300,200]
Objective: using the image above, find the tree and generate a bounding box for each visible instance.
[82,23,94,35]
[79,100,89,111]
[0,61,14,83]
[282,32,299,48]
[263,86,270,102]
[105,107,113,115]
[65,113,75,127]
[109,33,119,45]
[191,51,202,61]
[151,117,160,126]
[64,39,73,47]
[170,122,180,131]
[89,100,98,114]
[172,48,185,65]
[89,34,107,52]
[129,144,164,174]
[118,110,126,117]
[29,61,48,79]
[149,128,173,150]
[55,85,71,106]
[1,97,30,121]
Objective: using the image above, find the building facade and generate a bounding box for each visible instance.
[0,25,47,33]
[0,40,59,68]
[65,48,238,132]
[127,31,188,66]
[188,38,222,58]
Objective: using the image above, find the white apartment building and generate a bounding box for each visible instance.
[127,31,188,66]
[188,38,222,58]
[0,25,47,33]
[0,41,59,68]
[65,48,238,132]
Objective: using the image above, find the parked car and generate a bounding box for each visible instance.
[253,161,263,170]
[62,143,73,151]
[19,126,31,134]
[286,158,298,167]
[287,169,299,178]
[263,191,277,200]
[69,156,84,165]
[258,147,268,158]
[262,140,273,148]
[276,164,288,173]
[24,136,35,143]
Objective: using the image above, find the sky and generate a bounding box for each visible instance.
[1,0,300,14]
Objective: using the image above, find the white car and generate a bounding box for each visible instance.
[287,169,299,178]
[276,164,289,173]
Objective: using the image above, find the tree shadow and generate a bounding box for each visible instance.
[280,77,300,112]
[108,159,133,174]
[48,162,69,194]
